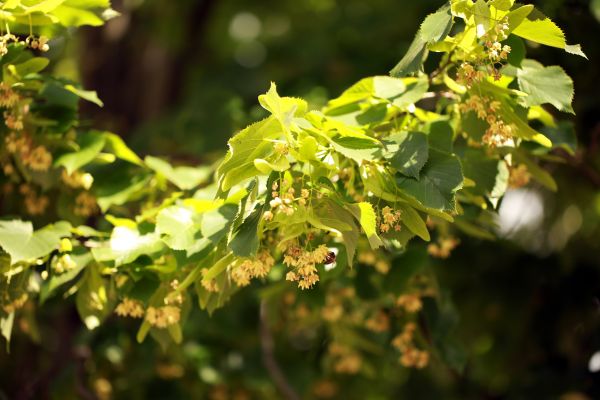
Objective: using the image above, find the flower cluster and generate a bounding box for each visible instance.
[459,95,515,147]
[273,141,289,155]
[396,293,423,313]
[231,251,275,287]
[5,132,53,172]
[328,342,363,374]
[485,40,511,63]
[200,268,220,293]
[0,82,20,108]
[2,293,28,314]
[365,310,390,333]
[115,297,145,318]
[320,287,351,322]
[284,244,329,290]
[53,254,77,274]
[509,164,531,188]
[0,33,50,56]
[145,305,181,328]
[357,250,390,274]
[456,62,486,87]
[20,184,49,215]
[379,206,402,233]
[265,180,309,220]
[62,169,94,190]
[427,236,460,259]
[165,280,184,305]
[392,322,429,369]
[26,36,50,52]
[74,192,99,217]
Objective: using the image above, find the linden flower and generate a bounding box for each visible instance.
[145,305,181,328]
[509,164,531,189]
[24,146,52,171]
[397,294,423,313]
[2,293,28,314]
[231,251,275,287]
[53,254,77,274]
[115,298,145,318]
[263,210,274,221]
[74,192,99,217]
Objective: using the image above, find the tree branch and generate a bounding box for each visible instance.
[259,300,300,400]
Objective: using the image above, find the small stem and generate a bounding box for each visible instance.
[259,300,300,400]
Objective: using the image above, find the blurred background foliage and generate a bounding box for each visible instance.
[2,0,600,399]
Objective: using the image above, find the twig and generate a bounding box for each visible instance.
[259,300,300,400]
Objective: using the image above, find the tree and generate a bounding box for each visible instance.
[0,1,592,398]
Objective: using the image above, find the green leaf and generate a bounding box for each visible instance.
[454,218,496,240]
[512,9,565,48]
[462,149,509,201]
[347,202,384,249]
[24,0,65,14]
[201,204,238,244]
[156,206,201,251]
[513,151,557,191]
[54,130,106,174]
[103,133,144,166]
[229,207,262,257]
[145,156,211,190]
[310,199,359,265]
[95,172,151,212]
[258,82,307,136]
[511,8,585,57]
[1,313,14,350]
[40,250,92,303]
[217,117,283,191]
[473,0,491,38]
[565,44,587,59]
[490,0,514,11]
[383,131,429,179]
[52,0,113,27]
[8,57,49,77]
[427,120,454,153]
[391,77,429,109]
[64,84,103,107]
[397,204,430,241]
[517,60,574,114]
[330,135,382,164]
[327,76,409,109]
[76,264,113,330]
[396,148,463,211]
[419,3,453,43]
[505,35,526,67]
[541,121,577,155]
[253,157,290,174]
[0,220,71,264]
[390,35,427,78]
[91,226,164,266]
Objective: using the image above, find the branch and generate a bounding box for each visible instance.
[259,300,300,400]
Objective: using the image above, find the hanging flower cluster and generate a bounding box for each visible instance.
[379,206,402,233]
[145,305,181,328]
[52,254,77,274]
[115,297,145,319]
[509,164,531,188]
[284,244,329,289]
[265,180,310,220]
[392,322,429,369]
[459,95,515,147]
[328,342,363,374]
[231,251,275,287]
[2,293,28,314]
[427,236,460,259]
